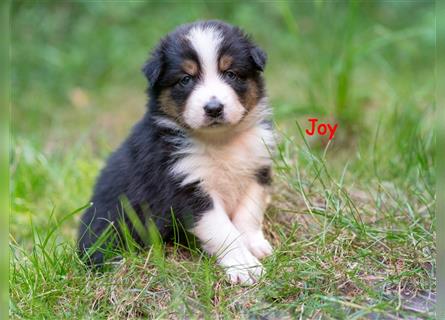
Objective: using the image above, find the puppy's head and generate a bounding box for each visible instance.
[143,20,267,131]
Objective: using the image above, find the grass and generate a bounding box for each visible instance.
[10,2,436,319]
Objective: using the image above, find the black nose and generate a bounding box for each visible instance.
[204,98,224,118]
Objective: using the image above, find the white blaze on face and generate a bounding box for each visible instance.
[184,26,245,129]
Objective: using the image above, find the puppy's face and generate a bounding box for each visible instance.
[143,21,267,131]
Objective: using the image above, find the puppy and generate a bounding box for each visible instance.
[78,20,275,284]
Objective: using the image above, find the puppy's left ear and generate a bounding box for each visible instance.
[250,46,267,72]
[142,49,163,88]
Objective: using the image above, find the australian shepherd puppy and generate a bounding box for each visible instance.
[78,20,275,284]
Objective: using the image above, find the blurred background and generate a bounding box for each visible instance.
[11,1,435,142]
[11,0,435,238]
[11,0,436,247]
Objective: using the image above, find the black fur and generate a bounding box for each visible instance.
[78,115,213,265]
[78,20,268,265]
[255,166,272,185]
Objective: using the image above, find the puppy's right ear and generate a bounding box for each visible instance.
[142,49,162,88]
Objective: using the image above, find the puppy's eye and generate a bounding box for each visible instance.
[224,71,237,80]
[179,75,192,86]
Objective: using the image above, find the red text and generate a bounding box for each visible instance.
[305,118,338,140]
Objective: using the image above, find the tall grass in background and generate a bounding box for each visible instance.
[10,1,436,318]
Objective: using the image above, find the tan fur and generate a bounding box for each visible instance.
[219,54,233,71]
[182,59,198,76]
[159,89,179,119]
[243,79,260,110]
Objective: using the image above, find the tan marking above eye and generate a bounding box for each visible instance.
[219,54,233,72]
[182,59,198,76]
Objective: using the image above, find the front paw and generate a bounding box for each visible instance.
[244,233,273,259]
[219,247,264,285]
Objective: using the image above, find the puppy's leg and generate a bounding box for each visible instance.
[191,196,263,285]
[231,183,273,259]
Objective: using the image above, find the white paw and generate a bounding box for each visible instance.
[245,234,273,259]
[219,247,264,285]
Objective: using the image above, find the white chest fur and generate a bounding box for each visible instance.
[171,125,274,215]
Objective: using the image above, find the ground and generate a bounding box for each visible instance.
[10,2,436,319]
